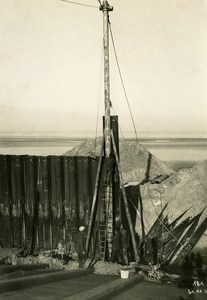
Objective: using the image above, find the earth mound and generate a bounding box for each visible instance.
[64,137,174,183]
[139,160,207,250]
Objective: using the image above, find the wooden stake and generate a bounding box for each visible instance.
[86,141,104,255]
[111,130,139,262]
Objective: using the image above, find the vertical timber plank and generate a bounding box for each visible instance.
[50,156,62,248]
[67,157,79,233]
[66,157,76,245]
[77,157,91,226]
[47,156,53,249]
[7,155,14,247]
[37,156,44,250]
[25,156,35,249]
[30,156,40,254]
[74,157,79,230]
[11,156,22,247]
[0,156,10,247]
[61,156,66,244]
[42,157,49,250]
[50,156,56,248]
[77,157,85,224]
[20,155,27,249]
[55,156,63,245]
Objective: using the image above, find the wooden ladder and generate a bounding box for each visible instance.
[95,182,113,260]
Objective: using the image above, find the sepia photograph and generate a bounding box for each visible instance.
[0,0,207,299]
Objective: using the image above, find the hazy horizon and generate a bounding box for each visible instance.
[0,131,207,139]
[0,135,207,170]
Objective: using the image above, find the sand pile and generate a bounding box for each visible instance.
[64,137,174,183]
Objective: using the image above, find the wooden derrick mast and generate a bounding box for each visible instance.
[99,0,114,259]
[86,1,139,262]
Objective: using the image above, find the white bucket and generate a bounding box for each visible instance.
[120,269,129,279]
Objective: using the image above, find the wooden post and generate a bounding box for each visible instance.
[100,1,113,158]
[111,130,139,262]
[86,146,104,255]
[138,186,145,242]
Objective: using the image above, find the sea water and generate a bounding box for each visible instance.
[0,136,207,171]
[0,137,81,156]
[141,138,207,170]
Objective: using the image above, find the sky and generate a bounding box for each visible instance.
[0,0,207,138]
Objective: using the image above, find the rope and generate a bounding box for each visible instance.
[109,20,152,184]
[109,20,150,185]
[109,22,139,143]
[60,0,98,9]
[109,20,153,187]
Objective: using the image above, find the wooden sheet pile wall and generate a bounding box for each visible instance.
[0,155,98,250]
